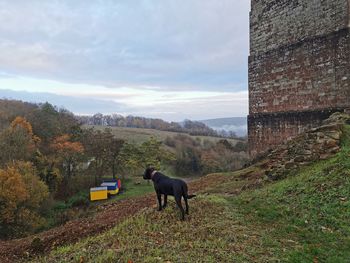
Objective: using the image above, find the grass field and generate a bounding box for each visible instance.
[84,125,241,145]
[103,177,154,203]
[34,125,350,262]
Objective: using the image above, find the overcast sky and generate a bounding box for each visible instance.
[0,0,250,121]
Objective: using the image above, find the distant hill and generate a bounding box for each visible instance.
[86,125,241,145]
[199,117,247,137]
[78,114,224,138]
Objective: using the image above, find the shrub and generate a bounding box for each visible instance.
[0,162,49,238]
[67,192,90,208]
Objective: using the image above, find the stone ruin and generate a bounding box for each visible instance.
[260,112,350,180]
[248,0,350,157]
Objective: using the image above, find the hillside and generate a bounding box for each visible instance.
[79,114,222,138]
[85,125,241,145]
[0,113,344,262]
[83,125,248,176]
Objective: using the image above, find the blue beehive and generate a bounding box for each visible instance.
[101,181,119,195]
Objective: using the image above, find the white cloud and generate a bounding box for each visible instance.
[0,0,250,91]
[0,1,250,119]
[128,91,249,121]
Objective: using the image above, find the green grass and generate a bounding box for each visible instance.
[34,126,350,263]
[84,177,155,208]
[230,125,350,262]
[111,178,154,201]
[41,178,154,231]
[34,196,272,263]
[231,157,350,262]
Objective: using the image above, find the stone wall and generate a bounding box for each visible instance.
[248,0,350,156]
[262,112,350,180]
[250,0,350,55]
[249,28,350,114]
[248,108,344,157]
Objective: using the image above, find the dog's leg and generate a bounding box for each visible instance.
[175,196,185,220]
[162,194,167,209]
[184,196,189,215]
[157,192,162,211]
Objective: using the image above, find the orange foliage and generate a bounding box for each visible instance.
[10,116,33,135]
[51,134,84,154]
[10,116,41,145]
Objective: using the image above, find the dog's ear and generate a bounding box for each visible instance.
[143,167,153,180]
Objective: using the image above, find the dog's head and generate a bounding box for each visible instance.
[143,167,155,180]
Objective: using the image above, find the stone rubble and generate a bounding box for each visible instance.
[260,112,350,180]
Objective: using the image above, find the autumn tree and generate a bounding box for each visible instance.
[201,150,221,174]
[81,128,113,184]
[28,103,60,145]
[118,143,143,178]
[28,103,81,154]
[0,162,48,238]
[118,137,174,178]
[170,135,202,175]
[33,151,61,193]
[0,99,38,131]
[109,137,125,179]
[51,134,84,179]
[139,137,174,168]
[0,117,40,167]
[79,127,125,183]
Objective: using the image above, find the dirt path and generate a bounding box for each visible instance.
[0,194,156,262]
[0,176,218,263]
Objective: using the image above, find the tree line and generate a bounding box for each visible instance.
[77,113,237,138]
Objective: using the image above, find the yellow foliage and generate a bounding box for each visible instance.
[10,116,41,145]
[0,166,28,223]
[10,116,33,135]
[16,161,49,208]
[0,162,49,237]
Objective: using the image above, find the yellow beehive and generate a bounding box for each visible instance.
[90,186,108,201]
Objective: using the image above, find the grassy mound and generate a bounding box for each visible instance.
[34,126,350,263]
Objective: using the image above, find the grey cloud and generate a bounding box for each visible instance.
[0,89,128,114]
[0,0,250,91]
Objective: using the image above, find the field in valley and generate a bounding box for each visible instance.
[84,125,241,145]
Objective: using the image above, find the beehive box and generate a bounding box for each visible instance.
[90,186,108,201]
[101,181,119,195]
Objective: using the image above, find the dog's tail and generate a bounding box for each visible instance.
[187,194,196,199]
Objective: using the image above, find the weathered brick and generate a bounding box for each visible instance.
[248,0,350,156]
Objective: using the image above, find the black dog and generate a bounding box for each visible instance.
[143,167,196,220]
